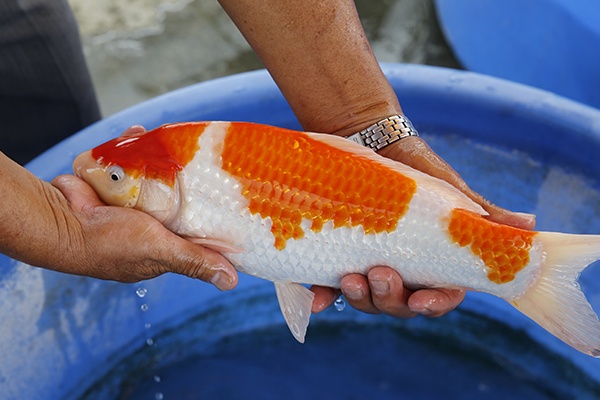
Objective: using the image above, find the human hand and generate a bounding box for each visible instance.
[379,136,536,229]
[49,173,238,289]
[312,267,464,318]
[311,136,535,318]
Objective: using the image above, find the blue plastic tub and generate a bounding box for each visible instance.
[435,0,600,109]
[2,64,600,399]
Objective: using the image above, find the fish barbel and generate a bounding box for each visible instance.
[73,121,600,356]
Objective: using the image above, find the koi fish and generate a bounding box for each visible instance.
[73,121,600,356]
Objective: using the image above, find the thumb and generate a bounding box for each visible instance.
[51,174,105,209]
[162,235,239,291]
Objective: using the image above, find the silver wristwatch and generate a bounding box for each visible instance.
[346,115,419,151]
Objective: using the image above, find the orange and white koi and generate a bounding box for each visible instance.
[73,121,600,356]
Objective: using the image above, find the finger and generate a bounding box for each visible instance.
[121,125,147,137]
[379,137,536,230]
[484,208,536,230]
[310,285,341,313]
[166,237,238,291]
[367,267,417,318]
[340,273,380,314]
[407,287,465,318]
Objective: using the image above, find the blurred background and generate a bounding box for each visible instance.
[67,0,459,116]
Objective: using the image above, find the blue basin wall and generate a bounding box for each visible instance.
[2,64,600,399]
[435,0,600,109]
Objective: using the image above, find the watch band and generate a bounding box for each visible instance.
[346,115,419,151]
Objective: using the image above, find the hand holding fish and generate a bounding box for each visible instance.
[378,137,536,230]
[50,173,238,288]
[312,267,465,319]
[0,147,237,290]
[310,136,534,319]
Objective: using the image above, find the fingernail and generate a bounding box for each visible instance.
[370,279,390,296]
[210,272,231,291]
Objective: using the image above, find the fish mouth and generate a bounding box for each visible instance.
[72,150,95,180]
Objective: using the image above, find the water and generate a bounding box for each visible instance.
[136,287,148,298]
[132,287,164,400]
[334,296,347,312]
[127,319,600,400]
[79,130,600,400]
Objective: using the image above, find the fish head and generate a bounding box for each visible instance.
[73,127,183,224]
[72,150,142,208]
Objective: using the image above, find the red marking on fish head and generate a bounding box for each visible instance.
[90,122,207,185]
[74,122,207,208]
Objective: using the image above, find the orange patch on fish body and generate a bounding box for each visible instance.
[448,208,538,284]
[221,123,417,250]
[92,122,207,185]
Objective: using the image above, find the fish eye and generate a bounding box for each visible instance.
[107,165,125,182]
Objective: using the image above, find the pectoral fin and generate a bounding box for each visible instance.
[185,237,244,254]
[274,281,315,343]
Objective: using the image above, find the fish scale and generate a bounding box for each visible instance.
[73,120,600,356]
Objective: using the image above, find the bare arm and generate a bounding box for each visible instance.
[220,0,534,317]
[0,150,237,289]
[219,0,399,135]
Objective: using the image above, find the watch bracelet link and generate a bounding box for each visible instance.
[346,115,419,151]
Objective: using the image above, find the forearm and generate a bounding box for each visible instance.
[219,0,402,136]
[0,152,74,269]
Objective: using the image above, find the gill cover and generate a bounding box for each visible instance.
[95,156,182,224]
[135,173,181,224]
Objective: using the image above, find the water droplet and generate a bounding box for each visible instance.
[334,296,346,312]
[136,287,147,298]
[140,303,149,312]
[145,322,152,330]
[155,392,164,400]
[154,375,161,383]
[146,338,154,346]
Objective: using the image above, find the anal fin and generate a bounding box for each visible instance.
[274,282,315,343]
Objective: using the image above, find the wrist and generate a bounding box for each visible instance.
[377,135,422,160]
[322,102,404,137]
[344,114,419,151]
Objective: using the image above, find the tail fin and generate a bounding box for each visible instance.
[512,232,600,357]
